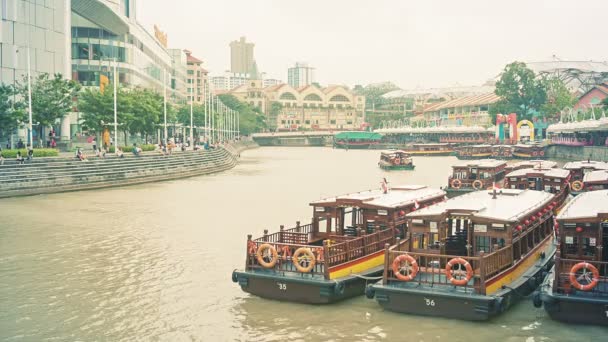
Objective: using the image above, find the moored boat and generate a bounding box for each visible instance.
[402,143,454,156]
[446,159,507,197]
[582,170,608,192]
[503,167,570,202]
[455,144,493,160]
[563,160,608,195]
[333,131,383,149]
[368,189,560,321]
[512,144,546,159]
[534,190,608,326]
[505,160,557,174]
[379,150,415,170]
[491,145,514,159]
[232,185,446,304]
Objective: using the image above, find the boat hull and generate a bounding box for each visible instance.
[456,153,493,160]
[370,238,555,320]
[537,266,608,326]
[380,164,415,170]
[232,266,382,304]
[405,151,454,156]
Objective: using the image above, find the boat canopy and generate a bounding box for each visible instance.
[452,159,506,169]
[557,190,608,220]
[583,170,608,183]
[563,160,608,171]
[310,185,445,209]
[507,160,557,170]
[506,168,570,179]
[334,131,383,141]
[380,150,408,155]
[407,189,554,223]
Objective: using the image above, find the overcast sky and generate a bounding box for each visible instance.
[137,0,607,89]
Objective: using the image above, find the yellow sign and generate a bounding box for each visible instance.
[103,128,110,148]
[154,25,168,48]
[99,74,109,93]
[517,120,535,141]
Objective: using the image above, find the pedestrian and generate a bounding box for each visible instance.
[17,139,24,149]
[50,138,56,148]
[27,148,34,161]
[16,151,25,164]
[0,149,4,165]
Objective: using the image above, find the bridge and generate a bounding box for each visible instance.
[251,131,339,146]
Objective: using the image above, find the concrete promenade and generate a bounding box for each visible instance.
[0,142,257,198]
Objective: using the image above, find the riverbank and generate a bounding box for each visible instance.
[0,141,257,198]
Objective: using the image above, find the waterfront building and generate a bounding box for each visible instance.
[573,82,608,111]
[417,92,499,127]
[287,62,315,88]
[230,36,254,74]
[185,50,208,104]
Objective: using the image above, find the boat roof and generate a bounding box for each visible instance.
[461,144,492,148]
[505,167,570,178]
[412,143,452,146]
[407,189,554,223]
[452,159,506,169]
[380,150,408,155]
[310,185,446,209]
[563,160,608,171]
[334,131,383,140]
[556,190,608,220]
[583,170,608,183]
[507,160,557,170]
[514,144,540,149]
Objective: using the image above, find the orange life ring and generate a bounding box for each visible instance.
[472,180,483,190]
[451,179,462,189]
[569,262,600,291]
[492,152,499,157]
[446,257,474,286]
[503,151,511,156]
[539,150,545,156]
[247,240,257,254]
[570,180,584,192]
[532,151,538,157]
[392,254,419,281]
[256,243,279,268]
[292,247,316,273]
[395,158,401,165]
[280,245,292,259]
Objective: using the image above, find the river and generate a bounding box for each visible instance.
[0,147,606,341]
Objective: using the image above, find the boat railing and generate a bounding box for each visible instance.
[382,242,483,293]
[481,245,513,279]
[254,222,314,245]
[448,176,495,189]
[326,228,395,268]
[554,255,608,297]
[245,239,327,277]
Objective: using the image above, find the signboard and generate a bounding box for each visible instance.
[315,207,325,212]
[430,221,438,233]
[154,25,168,48]
[412,219,424,225]
[590,238,596,246]
[377,209,388,216]
[474,224,487,233]
[492,223,505,230]
[565,236,574,244]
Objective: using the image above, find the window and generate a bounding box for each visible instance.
[330,120,336,124]
[329,95,349,102]
[304,93,322,101]
[72,43,90,59]
[187,70,194,75]
[279,92,297,100]
[475,236,491,254]
[2,0,7,20]
[305,120,310,124]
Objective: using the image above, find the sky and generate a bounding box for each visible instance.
[137,0,607,89]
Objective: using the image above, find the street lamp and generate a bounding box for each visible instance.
[102,57,119,154]
[15,45,33,150]
[163,69,168,146]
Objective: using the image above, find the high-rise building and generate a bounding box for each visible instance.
[288,62,315,88]
[185,50,208,104]
[211,71,249,91]
[230,36,254,74]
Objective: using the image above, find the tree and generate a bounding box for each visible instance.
[77,86,115,135]
[540,77,575,116]
[494,62,546,120]
[125,88,162,141]
[19,73,80,137]
[218,94,267,135]
[602,97,608,107]
[0,84,26,137]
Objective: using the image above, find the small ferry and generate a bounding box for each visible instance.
[491,145,514,159]
[512,144,546,159]
[455,144,493,160]
[446,159,507,197]
[402,143,454,156]
[563,160,608,194]
[367,189,559,321]
[333,131,383,149]
[534,190,608,326]
[503,167,570,203]
[505,160,557,174]
[379,150,415,170]
[583,170,608,191]
[232,184,446,304]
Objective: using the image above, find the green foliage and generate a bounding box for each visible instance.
[268,102,282,130]
[1,148,59,158]
[494,62,546,120]
[77,86,118,133]
[19,73,81,129]
[124,88,163,136]
[177,103,206,127]
[0,84,26,134]
[602,97,608,107]
[218,94,267,135]
[540,77,575,116]
[355,82,399,108]
[108,144,156,153]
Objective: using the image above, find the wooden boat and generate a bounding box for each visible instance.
[503,167,570,199]
[534,190,608,326]
[491,145,514,159]
[455,144,493,160]
[379,150,415,170]
[367,189,561,321]
[563,160,608,195]
[512,144,546,159]
[333,131,383,149]
[232,185,446,304]
[402,143,454,156]
[505,160,557,174]
[582,170,608,192]
[446,159,507,197]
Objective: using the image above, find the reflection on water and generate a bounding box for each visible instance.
[0,147,606,341]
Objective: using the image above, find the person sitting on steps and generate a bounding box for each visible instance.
[116,147,124,158]
[16,151,25,164]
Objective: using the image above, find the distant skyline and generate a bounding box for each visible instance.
[137,0,607,89]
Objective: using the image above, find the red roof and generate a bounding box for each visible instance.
[187,54,203,64]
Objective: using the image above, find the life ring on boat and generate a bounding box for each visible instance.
[569,262,600,291]
[446,257,474,286]
[492,152,499,157]
[532,151,538,157]
[395,158,401,165]
[256,243,279,268]
[503,151,511,157]
[451,179,462,189]
[280,245,292,259]
[570,181,584,192]
[247,240,257,254]
[292,247,316,273]
[472,180,483,190]
[392,254,419,281]
[539,150,545,157]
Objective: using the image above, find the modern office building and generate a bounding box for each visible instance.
[287,62,315,88]
[229,36,254,74]
[211,71,249,91]
[185,49,208,104]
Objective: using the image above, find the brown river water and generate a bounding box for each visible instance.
[1,147,606,341]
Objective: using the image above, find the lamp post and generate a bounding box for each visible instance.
[190,91,193,149]
[163,69,168,146]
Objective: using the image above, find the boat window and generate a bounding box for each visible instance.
[564,235,578,255]
[412,233,425,249]
[544,185,552,192]
[475,236,491,254]
[582,237,597,257]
